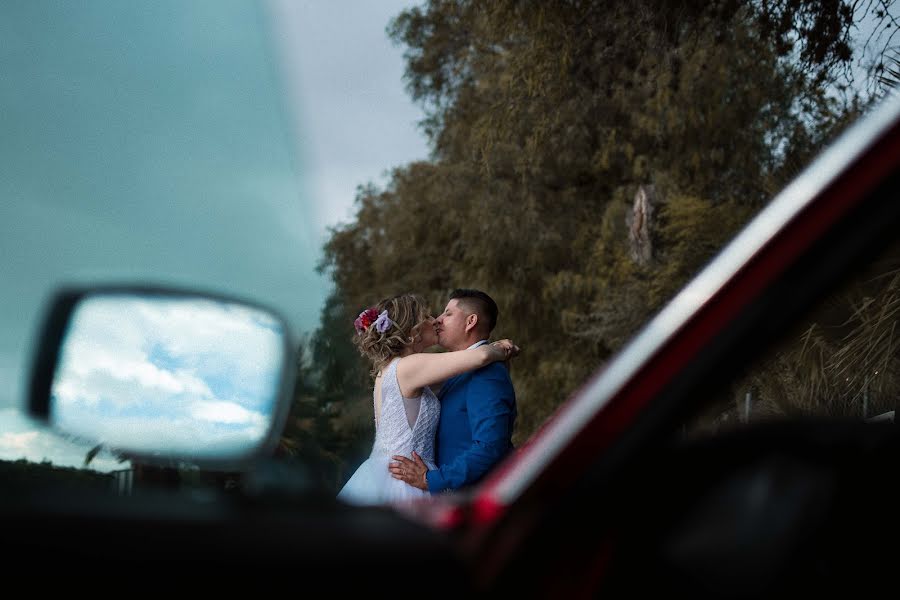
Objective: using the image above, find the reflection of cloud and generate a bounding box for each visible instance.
[58,296,282,407]
[58,410,269,459]
[55,359,213,409]
[132,299,283,383]
[50,295,284,459]
[190,400,267,427]
[0,409,124,472]
[0,430,38,452]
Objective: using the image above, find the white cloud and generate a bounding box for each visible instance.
[127,297,284,386]
[56,296,281,406]
[59,411,269,459]
[190,400,267,427]
[0,430,39,453]
[0,408,124,472]
[45,296,284,461]
[54,363,214,411]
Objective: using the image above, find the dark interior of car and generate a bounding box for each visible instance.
[484,417,900,598]
[603,418,900,597]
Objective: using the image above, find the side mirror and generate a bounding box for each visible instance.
[28,286,295,470]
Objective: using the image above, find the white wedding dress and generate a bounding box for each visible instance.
[338,358,440,506]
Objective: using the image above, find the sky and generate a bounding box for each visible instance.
[268,0,431,236]
[0,1,428,471]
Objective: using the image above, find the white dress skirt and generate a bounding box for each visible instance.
[338,358,439,507]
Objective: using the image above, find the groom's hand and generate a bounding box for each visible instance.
[390,451,428,491]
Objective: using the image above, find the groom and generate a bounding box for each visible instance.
[389,288,517,493]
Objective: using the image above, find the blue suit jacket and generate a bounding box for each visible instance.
[426,361,517,493]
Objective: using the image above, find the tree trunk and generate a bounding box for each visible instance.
[628,184,657,265]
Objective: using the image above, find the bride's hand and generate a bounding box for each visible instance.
[489,339,520,361]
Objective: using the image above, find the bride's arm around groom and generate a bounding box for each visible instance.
[391,289,518,493]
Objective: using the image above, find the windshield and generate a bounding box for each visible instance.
[2,1,899,506]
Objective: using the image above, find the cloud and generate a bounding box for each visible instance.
[0,409,124,472]
[56,296,281,406]
[46,296,284,460]
[54,362,214,410]
[58,411,269,459]
[190,400,267,427]
[130,298,284,383]
[41,295,283,459]
[0,431,39,453]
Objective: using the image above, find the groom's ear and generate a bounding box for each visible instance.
[465,313,478,334]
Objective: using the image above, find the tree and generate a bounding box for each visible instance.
[315,0,887,448]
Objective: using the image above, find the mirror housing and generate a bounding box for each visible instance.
[28,285,295,471]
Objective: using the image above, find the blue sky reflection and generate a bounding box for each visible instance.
[51,295,284,459]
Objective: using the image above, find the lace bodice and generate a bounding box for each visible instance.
[371,358,439,468]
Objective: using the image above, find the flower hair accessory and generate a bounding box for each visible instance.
[373,310,393,333]
[354,308,380,334]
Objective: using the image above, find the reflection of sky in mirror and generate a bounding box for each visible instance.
[51,296,284,459]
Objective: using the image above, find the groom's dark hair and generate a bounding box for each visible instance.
[449,289,499,334]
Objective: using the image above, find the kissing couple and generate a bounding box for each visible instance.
[338,289,519,506]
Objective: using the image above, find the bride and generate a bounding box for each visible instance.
[337,293,518,506]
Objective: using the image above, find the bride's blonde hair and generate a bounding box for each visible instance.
[354,293,432,377]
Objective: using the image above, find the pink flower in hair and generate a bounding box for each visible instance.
[354,307,380,334]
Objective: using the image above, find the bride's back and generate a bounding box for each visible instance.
[371,358,439,469]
